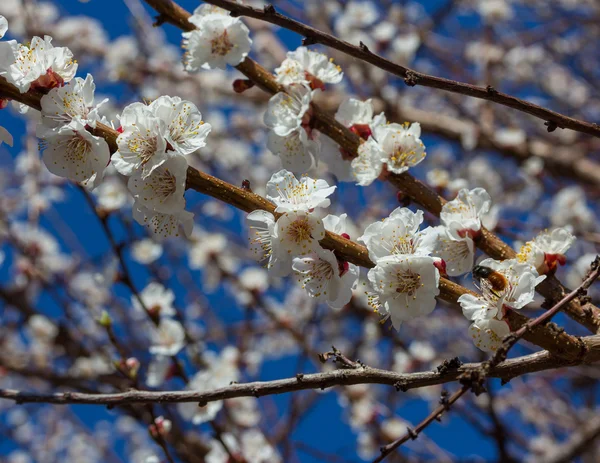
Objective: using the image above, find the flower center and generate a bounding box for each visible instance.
[395,269,421,296]
[211,30,234,56]
[287,217,313,243]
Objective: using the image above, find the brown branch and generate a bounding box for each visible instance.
[1,332,600,406]
[137,0,600,335]
[202,0,600,138]
[532,415,600,463]
[372,386,469,463]
[0,76,587,361]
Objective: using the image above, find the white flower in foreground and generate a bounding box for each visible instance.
[336,98,386,131]
[112,103,167,178]
[275,46,343,88]
[266,129,319,174]
[429,226,475,276]
[359,208,436,264]
[133,282,175,318]
[516,227,575,274]
[293,247,358,309]
[351,137,385,186]
[367,255,440,330]
[266,169,335,213]
[0,15,7,38]
[37,118,110,188]
[133,203,194,240]
[127,155,188,214]
[188,4,230,27]
[0,126,13,147]
[277,211,325,256]
[183,15,251,70]
[440,187,491,239]
[149,95,211,155]
[373,122,426,174]
[40,74,105,129]
[264,83,314,137]
[0,35,77,92]
[179,347,239,424]
[149,317,185,356]
[247,210,290,277]
[131,239,163,264]
[469,316,511,353]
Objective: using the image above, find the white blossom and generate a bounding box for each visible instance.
[550,186,595,232]
[367,255,440,330]
[275,46,343,88]
[37,118,110,188]
[148,95,211,155]
[265,169,335,213]
[440,187,491,238]
[266,129,319,174]
[276,210,325,256]
[111,103,168,178]
[468,316,511,353]
[0,15,7,39]
[351,137,385,186]
[133,282,175,318]
[264,84,314,137]
[131,239,163,264]
[372,122,426,174]
[429,226,475,276]
[247,210,290,277]
[132,202,194,240]
[292,247,358,309]
[183,14,252,70]
[149,318,185,356]
[127,155,188,213]
[516,228,575,274]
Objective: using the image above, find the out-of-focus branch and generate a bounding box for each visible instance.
[2,333,600,406]
[0,76,587,360]
[201,0,600,138]
[139,0,600,335]
[531,415,600,463]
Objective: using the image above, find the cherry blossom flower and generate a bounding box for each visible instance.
[187,4,230,26]
[468,315,511,353]
[293,246,358,309]
[132,282,175,318]
[111,103,168,178]
[246,210,290,277]
[517,228,575,274]
[0,15,7,38]
[367,255,440,330]
[359,208,437,264]
[440,187,491,239]
[40,74,106,129]
[265,169,335,213]
[127,155,187,214]
[350,137,385,186]
[276,210,325,256]
[183,14,252,70]
[275,46,343,88]
[148,95,211,156]
[0,35,77,92]
[264,83,314,137]
[146,355,172,388]
[93,176,130,211]
[429,226,475,276]
[372,122,426,174]
[148,317,185,356]
[550,186,595,232]
[267,129,320,174]
[132,202,194,240]
[37,118,110,188]
[131,239,163,265]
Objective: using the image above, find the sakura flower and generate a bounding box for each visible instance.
[93,176,130,211]
[146,355,172,388]
[429,226,475,276]
[367,255,440,330]
[440,187,491,239]
[293,247,358,309]
[37,118,110,188]
[264,83,314,137]
[372,122,426,174]
[277,211,325,256]
[516,228,575,274]
[133,202,194,240]
[133,282,175,318]
[148,95,211,155]
[359,208,436,264]
[265,169,335,213]
[246,210,290,277]
[469,315,511,353]
[0,36,77,92]
[336,98,386,132]
[131,239,163,264]
[350,137,385,186]
[127,155,187,214]
[183,15,252,70]
[149,317,185,356]
[275,46,343,89]
[550,186,595,232]
[266,129,319,174]
[40,74,106,129]
[111,103,168,178]
[188,4,229,27]
[178,347,239,424]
